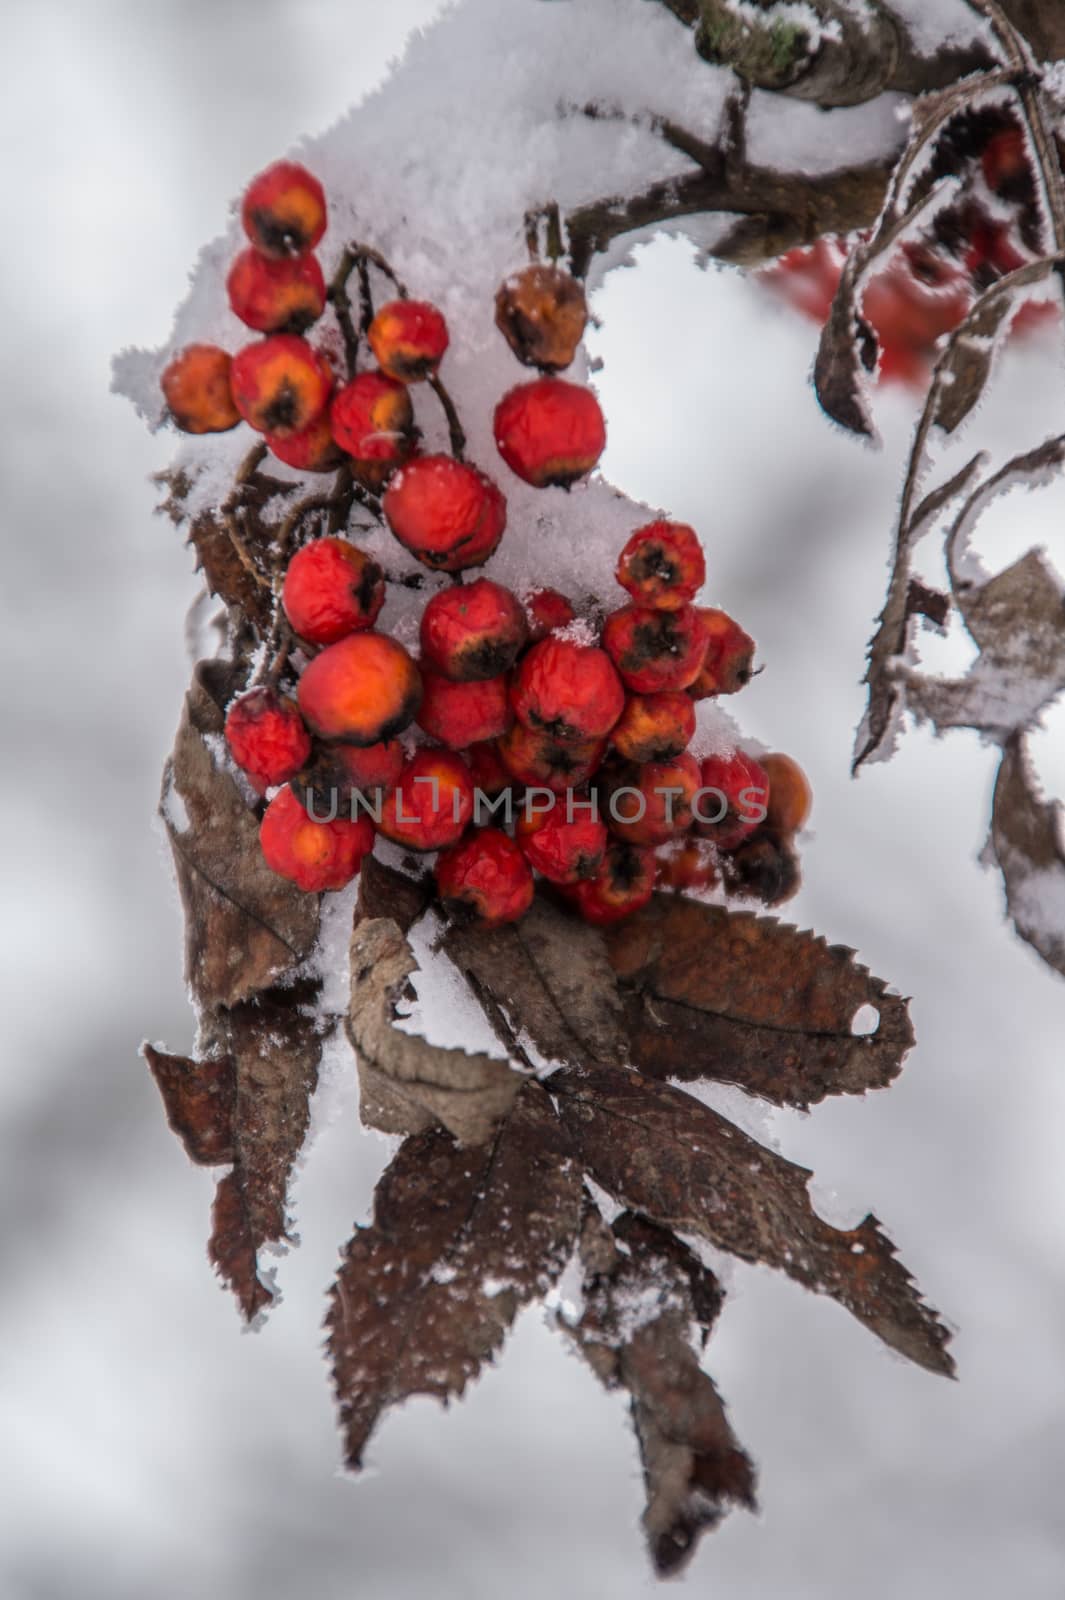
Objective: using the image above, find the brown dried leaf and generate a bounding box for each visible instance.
[930,293,1011,434]
[163,661,319,1009]
[142,1044,234,1165]
[990,734,1065,978]
[564,1203,753,1576]
[813,279,875,437]
[551,1062,954,1376]
[325,1081,581,1467]
[604,895,914,1108]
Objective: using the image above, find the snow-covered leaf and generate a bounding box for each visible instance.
[990,734,1065,979]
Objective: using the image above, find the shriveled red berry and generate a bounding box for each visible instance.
[265,412,345,473]
[611,691,696,764]
[377,749,474,851]
[435,828,534,926]
[571,840,656,926]
[511,636,624,743]
[329,371,414,487]
[496,722,605,793]
[515,800,607,884]
[298,632,421,745]
[224,686,311,791]
[761,752,812,833]
[524,587,576,642]
[226,248,326,334]
[383,455,506,572]
[420,579,527,681]
[368,299,449,383]
[494,264,588,371]
[694,750,770,850]
[616,522,706,610]
[720,828,801,906]
[981,121,1028,197]
[494,378,605,488]
[416,668,512,748]
[603,753,700,846]
[161,344,240,434]
[282,537,385,645]
[230,335,333,437]
[656,838,718,893]
[260,785,373,892]
[689,608,756,699]
[465,739,511,798]
[602,604,707,694]
[290,739,403,817]
[242,160,326,259]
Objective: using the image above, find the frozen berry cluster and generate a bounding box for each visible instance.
[165,161,811,929]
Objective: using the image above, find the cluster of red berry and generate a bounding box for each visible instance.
[761,115,1053,386]
[162,161,811,930]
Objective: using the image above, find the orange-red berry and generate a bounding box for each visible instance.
[524,587,576,641]
[602,604,707,694]
[465,739,511,798]
[260,785,374,892]
[603,753,701,846]
[241,160,326,259]
[494,264,588,371]
[226,247,326,334]
[368,299,449,383]
[694,750,770,851]
[290,739,404,817]
[383,455,507,572]
[329,371,414,486]
[494,377,605,488]
[282,537,385,645]
[224,686,312,791]
[377,749,475,851]
[515,801,607,884]
[571,840,656,926]
[435,828,534,926]
[656,838,718,893]
[616,521,706,610]
[420,579,527,681]
[611,690,696,764]
[689,608,756,699]
[496,722,605,793]
[160,344,240,434]
[229,335,333,437]
[511,636,624,743]
[761,752,812,832]
[297,632,422,745]
[416,668,512,748]
[265,413,345,473]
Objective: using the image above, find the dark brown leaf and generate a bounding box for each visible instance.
[930,292,1012,434]
[551,1062,954,1376]
[325,1081,581,1467]
[143,1043,234,1165]
[813,277,874,437]
[990,734,1065,978]
[604,895,914,1108]
[563,1203,753,1577]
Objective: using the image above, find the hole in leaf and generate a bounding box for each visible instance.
[851,1004,879,1036]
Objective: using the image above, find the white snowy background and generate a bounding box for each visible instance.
[3,1,1065,1596]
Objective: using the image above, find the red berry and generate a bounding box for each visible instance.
[260,784,373,892]
[616,521,706,610]
[297,632,422,745]
[226,248,326,334]
[416,668,512,748]
[383,455,506,572]
[282,537,385,645]
[290,739,404,817]
[602,604,707,694]
[435,828,534,926]
[329,371,414,486]
[224,687,311,791]
[368,299,449,383]
[524,587,576,642]
[265,413,345,473]
[494,377,605,488]
[603,753,701,846]
[230,335,333,437]
[377,749,475,851]
[515,800,607,884]
[241,161,326,259]
[981,122,1028,196]
[420,579,527,680]
[494,264,588,371]
[496,722,605,793]
[571,840,656,926]
[761,752,812,833]
[611,690,696,763]
[689,608,756,699]
[511,636,624,743]
[465,739,511,798]
[759,239,845,324]
[161,344,240,434]
[656,838,718,893]
[694,750,770,850]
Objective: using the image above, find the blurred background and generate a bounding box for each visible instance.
[3,2,1064,1596]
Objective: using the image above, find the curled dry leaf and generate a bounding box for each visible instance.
[563,1201,754,1577]
[603,895,915,1108]
[990,734,1065,978]
[143,1044,235,1166]
[326,1081,581,1468]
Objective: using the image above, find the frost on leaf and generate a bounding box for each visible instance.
[990,734,1065,979]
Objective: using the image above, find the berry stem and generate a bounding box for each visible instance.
[428,372,467,460]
